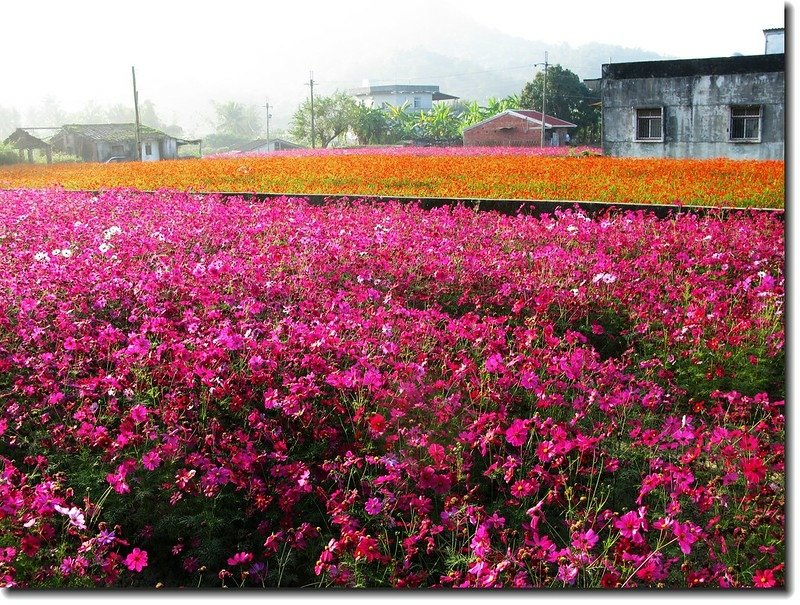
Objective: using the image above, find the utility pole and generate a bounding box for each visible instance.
[132,66,142,161]
[264,99,271,151]
[308,71,316,149]
[540,52,548,148]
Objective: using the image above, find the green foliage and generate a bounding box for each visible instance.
[290,91,361,148]
[212,101,263,139]
[520,65,600,144]
[289,92,525,148]
[0,142,21,165]
[350,104,394,145]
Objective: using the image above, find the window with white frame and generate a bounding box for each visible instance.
[635,107,663,141]
[730,105,762,141]
[413,97,422,109]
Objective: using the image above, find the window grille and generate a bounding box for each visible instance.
[635,107,663,141]
[730,105,762,141]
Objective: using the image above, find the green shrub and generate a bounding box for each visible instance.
[0,142,21,165]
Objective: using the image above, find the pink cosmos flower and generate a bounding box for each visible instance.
[505,419,529,447]
[365,497,382,515]
[614,510,645,541]
[484,353,505,373]
[672,521,700,555]
[130,404,148,423]
[124,547,148,572]
[571,528,599,551]
[142,450,161,471]
[53,504,86,530]
[227,551,253,566]
[557,562,578,585]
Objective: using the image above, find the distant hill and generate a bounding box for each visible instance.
[270,13,670,125]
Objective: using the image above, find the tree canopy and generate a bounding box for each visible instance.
[290,92,360,148]
[519,65,600,144]
[212,101,263,140]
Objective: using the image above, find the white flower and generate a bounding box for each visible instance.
[592,272,618,285]
[61,248,73,258]
[99,243,112,254]
[54,504,86,530]
[103,225,122,240]
[34,251,49,262]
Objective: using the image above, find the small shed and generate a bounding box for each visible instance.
[3,127,59,163]
[462,110,577,147]
[234,138,306,154]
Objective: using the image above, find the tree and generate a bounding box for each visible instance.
[0,105,21,140]
[290,91,359,148]
[519,65,600,144]
[414,102,462,141]
[213,101,263,140]
[458,95,520,130]
[350,104,393,145]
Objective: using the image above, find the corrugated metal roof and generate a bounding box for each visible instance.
[462,109,577,133]
[60,123,170,142]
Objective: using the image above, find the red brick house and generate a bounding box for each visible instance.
[462,109,577,147]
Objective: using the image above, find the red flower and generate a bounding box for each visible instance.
[753,568,776,588]
[368,413,387,435]
[741,457,767,485]
[600,571,620,588]
[354,535,381,562]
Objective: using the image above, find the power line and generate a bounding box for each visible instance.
[314,63,535,86]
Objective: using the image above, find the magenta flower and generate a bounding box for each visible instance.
[571,528,599,552]
[226,551,253,567]
[753,568,776,588]
[672,521,700,555]
[130,404,148,423]
[614,510,645,541]
[141,450,161,471]
[124,548,148,572]
[505,419,529,447]
[365,498,382,515]
[557,562,578,585]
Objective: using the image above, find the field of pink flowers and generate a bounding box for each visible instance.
[0,188,784,589]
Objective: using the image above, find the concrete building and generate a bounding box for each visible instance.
[349,84,458,113]
[600,52,785,160]
[463,110,576,147]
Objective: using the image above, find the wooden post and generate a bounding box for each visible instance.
[132,66,142,161]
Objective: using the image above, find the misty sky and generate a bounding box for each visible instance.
[1,0,786,136]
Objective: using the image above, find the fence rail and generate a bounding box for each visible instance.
[71,189,785,220]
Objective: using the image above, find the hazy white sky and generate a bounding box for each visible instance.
[446,0,785,57]
[1,0,786,134]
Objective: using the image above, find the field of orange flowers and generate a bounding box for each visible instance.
[0,148,784,208]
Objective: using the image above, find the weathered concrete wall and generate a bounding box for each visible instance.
[602,60,784,159]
